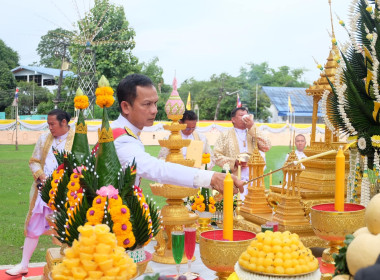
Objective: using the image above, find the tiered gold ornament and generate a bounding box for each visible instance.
[150,77,198,264]
[241,142,272,215]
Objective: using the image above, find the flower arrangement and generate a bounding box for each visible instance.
[95,75,115,108]
[40,75,161,254]
[74,88,89,110]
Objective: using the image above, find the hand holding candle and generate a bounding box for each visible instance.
[335,147,345,211]
[223,172,234,241]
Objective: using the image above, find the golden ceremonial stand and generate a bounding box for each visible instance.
[150,82,199,264]
[234,25,349,247]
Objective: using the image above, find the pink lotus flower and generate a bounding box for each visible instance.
[96,185,119,198]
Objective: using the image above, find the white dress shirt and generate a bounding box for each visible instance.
[111,115,214,189]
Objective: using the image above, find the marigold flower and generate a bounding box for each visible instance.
[92,196,107,209]
[110,205,131,223]
[194,194,204,204]
[191,203,197,211]
[209,196,216,205]
[74,95,89,110]
[196,203,206,212]
[70,173,81,183]
[202,153,211,164]
[108,195,123,208]
[86,207,104,222]
[112,222,133,236]
[67,181,80,191]
[116,234,136,248]
[209,204,216,213]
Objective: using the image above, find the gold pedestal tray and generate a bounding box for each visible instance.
[235,211,327,248]
[310,203,365,280]
[151,183,198,264]
[43,247,64,280]
[199,230,255,280]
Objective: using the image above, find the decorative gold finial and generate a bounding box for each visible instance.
[329,0,335,39]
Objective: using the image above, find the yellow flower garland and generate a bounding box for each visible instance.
[74,95,89,110]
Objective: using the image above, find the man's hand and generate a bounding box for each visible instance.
[242,114,254,130]
[38,174,47,185]
[210,172,245,195]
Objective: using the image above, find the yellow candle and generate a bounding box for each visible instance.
[335,148,345,212]
[223,171,234,241]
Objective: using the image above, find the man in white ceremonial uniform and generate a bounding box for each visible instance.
[111,74,244,194]
[214,107,271,200]
[158,110,215,170]
[285,134,307,168]
[7,109,75,276]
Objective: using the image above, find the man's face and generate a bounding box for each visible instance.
[47,115,68,137]
[295,135,306,152]
[181,120,197,136]
[231,109,248,129]
[121,85,158,130]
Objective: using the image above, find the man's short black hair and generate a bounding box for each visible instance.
[231,107,249,118]
[48,109,70,124]
[181,110,197,122]
[116,74,154,110]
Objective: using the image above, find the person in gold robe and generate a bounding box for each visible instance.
[214,107,271,200]
[6,109,75,276]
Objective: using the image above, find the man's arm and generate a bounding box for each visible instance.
[114,135,244,194]
[247,127,271,152]
[29,135,46,182]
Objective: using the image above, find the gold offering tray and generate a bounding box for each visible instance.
[159,139,191,149]
[240,264,319,277]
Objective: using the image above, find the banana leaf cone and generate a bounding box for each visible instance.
[71,109,90,165]
[95,107,122,188]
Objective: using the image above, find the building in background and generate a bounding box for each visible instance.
[11,65,75,93]
[262,86,322,123]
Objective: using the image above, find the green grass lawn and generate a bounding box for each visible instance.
[0,144,290,265]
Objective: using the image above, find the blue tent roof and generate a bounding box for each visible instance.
[262,86,322,117]
[11,65,75,78]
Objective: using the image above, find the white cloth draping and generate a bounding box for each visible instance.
[0,120,325,134]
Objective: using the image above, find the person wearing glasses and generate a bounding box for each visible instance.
[213,107,271,200]
[158,110,215,170]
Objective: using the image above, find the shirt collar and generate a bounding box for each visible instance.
[234,127,247,134]
[55,129,70,140]
[116,114,141,137]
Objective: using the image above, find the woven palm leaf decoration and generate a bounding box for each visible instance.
[40,75,161,251]
[322,0,380,205]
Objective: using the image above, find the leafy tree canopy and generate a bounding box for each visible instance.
[0,39,19,70]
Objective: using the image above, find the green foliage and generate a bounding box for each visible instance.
[75,0,139,88]
[177,63,308,121]
[36,28,74,69]
[333,234,355,276]
[0,39,19,70]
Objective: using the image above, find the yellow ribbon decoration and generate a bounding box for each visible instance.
[366,70,373,96]
[373,101,380,121]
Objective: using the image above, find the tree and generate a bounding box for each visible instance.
[36,28,73,69]
[75,0,140,88]
[0,39,19,70]
[0,39,19,113]
[139,57,164,91]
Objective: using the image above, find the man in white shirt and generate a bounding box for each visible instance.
[158,110,215,170]
[285,134,307,165]
[111,74,244,194]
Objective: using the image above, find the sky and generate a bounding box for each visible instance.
[0,0,352,86]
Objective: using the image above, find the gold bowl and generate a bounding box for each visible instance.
[199,230,256,280]
[150,183,198,199]
[310,203,365,242]
[310,203,365,279]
